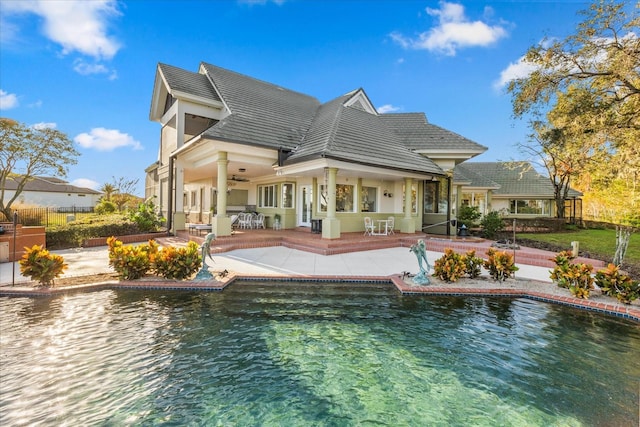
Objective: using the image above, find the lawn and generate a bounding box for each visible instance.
[517,228,640,265]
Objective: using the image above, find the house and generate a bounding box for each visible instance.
[454,162,583,221]
[2,175,102,209]
[146,62,487,238]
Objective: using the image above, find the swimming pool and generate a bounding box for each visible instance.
[1,281,639,426]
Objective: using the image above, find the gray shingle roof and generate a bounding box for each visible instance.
[200,63,319,150]
[289,97,443,174]
[454,164,500,189]
[158,63,221,102]
[380,113,487,152]
[457,162,582,197]
[3,176,101,194]
[161,62,486,175]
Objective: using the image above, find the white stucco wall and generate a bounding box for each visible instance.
[7,190,101,208]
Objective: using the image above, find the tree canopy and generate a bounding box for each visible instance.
[0,119,80,219]
[507,0,639,224]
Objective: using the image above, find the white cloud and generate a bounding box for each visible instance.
[71,178,101,190]
[1,0,121,60]
[75,128,143,151]
[494,56,538,89]
[391,1,508,56]
[0,89,19,110]
[32,122,57,130]
[377,104,402,114]
[73,59,118,79]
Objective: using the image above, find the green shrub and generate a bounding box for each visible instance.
[107,237,158,280]
[480,211,504,239]
[549,250,594,298]
[95,200,117,214]
[433,248,466,282]
[128,198,165,232]
[19,245,67,287]
[47,214,144,249]
[595,264,640,304]
[484,248,519,282]
[458,205,482,229]
[153,241,202,280]
[462,250,484,278]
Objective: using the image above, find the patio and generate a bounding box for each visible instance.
[178,226,422,256]
[177,226,604,270]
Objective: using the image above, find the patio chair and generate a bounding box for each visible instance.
[387,216,395,235]
[230,214,239,229]
[238,212,252,229]
[364,216,375,236]
[253,213,265,229]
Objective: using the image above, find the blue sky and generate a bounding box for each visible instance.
[1,0,591,196]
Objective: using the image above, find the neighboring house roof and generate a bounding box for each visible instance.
[456,162,582,198]
[161,62,487,176]
[3,176,101,195]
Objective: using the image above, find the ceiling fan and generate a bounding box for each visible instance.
[229,175,249,182]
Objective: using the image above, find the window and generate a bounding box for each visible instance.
[462,192,487,214]
[319,184,355,212]
[282,183,295,208]
[258,184,278,208]
[509,199,550,215]
[424,179,448,214]
[190,190,197,208]
[361,186,377,212]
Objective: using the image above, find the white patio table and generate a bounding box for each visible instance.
[372,219,389,236]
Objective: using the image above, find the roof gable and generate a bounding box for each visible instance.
[289,98,443,174]
[342,89,377,115]
[159,63,221,102]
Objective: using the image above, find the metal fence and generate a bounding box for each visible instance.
[0,206,95,227]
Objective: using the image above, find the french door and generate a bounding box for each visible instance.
[298,185,313,226]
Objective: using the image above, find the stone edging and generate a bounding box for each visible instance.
[1,274,638,323]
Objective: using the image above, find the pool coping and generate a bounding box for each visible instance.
[1,274,639,323]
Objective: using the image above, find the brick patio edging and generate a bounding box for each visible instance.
[2,274,638,323]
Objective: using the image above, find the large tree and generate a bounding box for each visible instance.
[518,121,602,218]
[507,0,640,224]
[109,176,140,211]
[508,1,639,135]
[0,119,80,219]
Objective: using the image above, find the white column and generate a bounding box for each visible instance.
[401,177,416,233]
[322,167,341,238]
[212,151,232,236]
[173,158,186,231]
[216,152,228,217]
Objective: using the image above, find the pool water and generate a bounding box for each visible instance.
[1,282,639,426]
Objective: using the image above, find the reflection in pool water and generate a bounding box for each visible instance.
[1,281,639,426]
